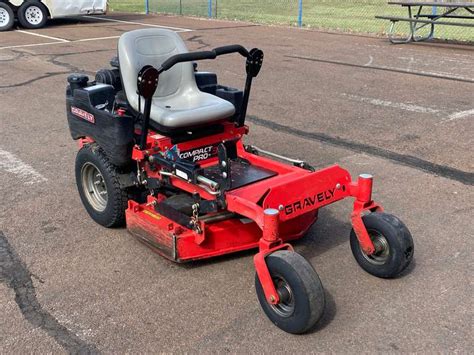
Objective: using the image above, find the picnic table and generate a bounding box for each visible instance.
[376,1,474,43]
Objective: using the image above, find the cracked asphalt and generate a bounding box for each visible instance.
[0,13,473,353]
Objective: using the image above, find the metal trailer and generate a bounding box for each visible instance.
[0,0,107,31]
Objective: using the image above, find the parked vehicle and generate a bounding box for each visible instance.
[0,0,107,31]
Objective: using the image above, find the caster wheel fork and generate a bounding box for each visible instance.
[348,173,414,278]
[350,212,414,278]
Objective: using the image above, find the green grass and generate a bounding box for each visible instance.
[108,1,146,13]
[107,0,474,41]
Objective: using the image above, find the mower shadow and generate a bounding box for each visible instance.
[309,289,336,333]
[398,256,416,278]
[295,208,353,261]
[155,207,416,278]
[155,209,376,333]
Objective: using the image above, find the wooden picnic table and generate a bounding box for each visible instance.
[376,1,474,43]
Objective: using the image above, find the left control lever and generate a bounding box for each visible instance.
[137,66,159,150]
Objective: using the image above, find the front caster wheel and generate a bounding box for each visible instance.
[255,251,325,334]
[350,212,414,278]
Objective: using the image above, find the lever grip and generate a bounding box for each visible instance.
[159,45,252,73]
[160,51,216,72]
[213,45,249,58]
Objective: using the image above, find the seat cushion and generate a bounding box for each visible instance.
[150,90,235,128]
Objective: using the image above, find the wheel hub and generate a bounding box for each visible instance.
[270,276,295,317]
[0,8,10,27]
[25,6,43,25]
[81,162,108,212]
[361,230,390,265]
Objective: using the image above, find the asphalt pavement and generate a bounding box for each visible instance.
[0,13,473,353]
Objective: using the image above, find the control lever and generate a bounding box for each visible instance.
[137,66,159,150]
[237,48,264,127]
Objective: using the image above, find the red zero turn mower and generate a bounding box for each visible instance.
[66,29,414,334]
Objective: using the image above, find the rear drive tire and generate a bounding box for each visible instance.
[0,3,14,32]
[255,250,325,334]
[350,212,414,278]
[18,1,48,29]
[75,144,128,228]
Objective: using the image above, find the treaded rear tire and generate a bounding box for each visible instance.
[255,250,325,334]
[75,144,128,228]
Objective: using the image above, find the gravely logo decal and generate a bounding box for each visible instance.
[285,188,336,215]
[71,106,95,123]
[179,144,218,162]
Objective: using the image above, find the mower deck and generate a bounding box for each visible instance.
[125,139,321,262]
[127,200,262,262]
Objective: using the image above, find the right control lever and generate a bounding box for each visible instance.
[236,48,264,127]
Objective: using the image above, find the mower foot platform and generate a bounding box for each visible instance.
[202,159,277,190]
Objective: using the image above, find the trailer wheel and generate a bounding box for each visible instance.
[75,145,128,228]
[255,251,325,334]
[350,213,414,278]
[18,2,48,29]
[0,3,14,32]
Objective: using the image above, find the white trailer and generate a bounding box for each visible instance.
[0,0,107,31]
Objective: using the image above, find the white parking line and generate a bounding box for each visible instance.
[0,148,48,185]
[442,109,474,124]
[16,30,70,42]
[343,93,474,125]
[85,15,193,32]
[342,94,442,115]
[0,36,119,50]
[0,41,66,50]
[75,36,120,42]
[0,16,193,50]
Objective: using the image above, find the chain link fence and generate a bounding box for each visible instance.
[108,1,474,41]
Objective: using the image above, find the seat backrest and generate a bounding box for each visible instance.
[118,29,197,112]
